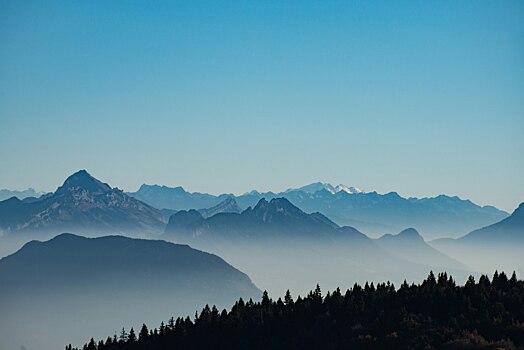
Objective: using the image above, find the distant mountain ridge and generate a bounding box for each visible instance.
[0,188,44,201]
[130,183,508,239]
[285,182,363,194]
[0,170,165,237]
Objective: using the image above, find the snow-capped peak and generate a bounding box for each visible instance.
[289,182,364,195]
[335,184,363,194]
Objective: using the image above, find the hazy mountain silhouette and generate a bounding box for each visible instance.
[0,188,44,201]
[0,170,165,238]
[376,228,467,270]
[0,233,260,350]
[130,183,507,239]
[129,184,233,211]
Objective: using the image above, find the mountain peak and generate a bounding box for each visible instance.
[398,228,423,240]
[379,228,424,242]
[199,197,242,218]
[55,170,112,195]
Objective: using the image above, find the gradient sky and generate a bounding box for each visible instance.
[0,0,523,212]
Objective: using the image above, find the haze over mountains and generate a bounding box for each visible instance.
[165,196,472,295]
[375,228,467,270]
[432,202,524,276]
[130,182,507,240]
[0,169,522,350]
[0,233,259,350]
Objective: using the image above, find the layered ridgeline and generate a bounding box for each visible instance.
[164,197,471,296]
[431,202,524,275]
[0,234,260,350]
[0,170,165,239]
[130,182,507,240]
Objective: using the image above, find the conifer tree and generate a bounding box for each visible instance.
[119,327,128,344]
[284,289,294,305]
[128,327,136,343]
[139,323,149,341]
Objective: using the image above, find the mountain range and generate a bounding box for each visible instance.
[0,233,259,350]
[130,183,507,239]
[1,172,508,241]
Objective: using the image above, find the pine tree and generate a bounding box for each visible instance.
[128,327,136,342]
[86,338,96,350]
[119,327,128,343]
[139,323,149,341]
[284,289,294,305]
[168,317,175,332]
[262,290,270,307]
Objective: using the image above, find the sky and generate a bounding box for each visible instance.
[0,0,523,212]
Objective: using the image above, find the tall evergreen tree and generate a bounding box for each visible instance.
[139,324,149,341]
[128,327,136,343]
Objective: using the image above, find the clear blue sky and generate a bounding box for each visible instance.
[0,0,523,212]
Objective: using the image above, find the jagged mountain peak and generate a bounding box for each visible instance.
[55,170,112,195]
[199,197,242,218]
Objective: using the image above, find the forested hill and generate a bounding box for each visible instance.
[71,271,524,350]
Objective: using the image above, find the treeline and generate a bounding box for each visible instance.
[69,271,524,350]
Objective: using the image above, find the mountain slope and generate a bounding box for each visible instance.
[430,202,524,276]
[0,170,165,237]
[459,202,524,242]
[0,233,260,350]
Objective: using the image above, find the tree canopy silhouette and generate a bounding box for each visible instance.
[68,271,524,350]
